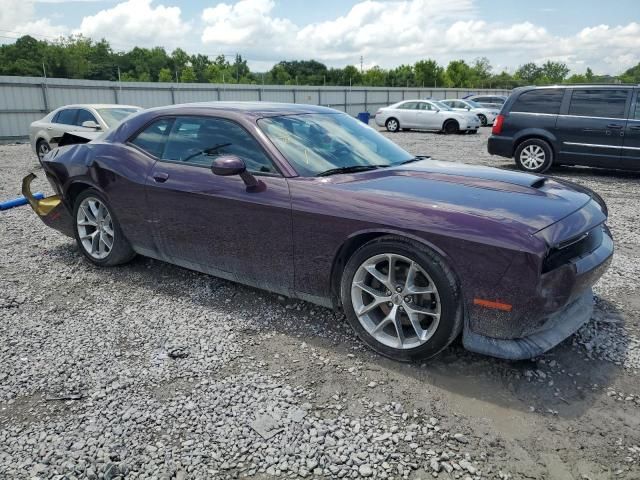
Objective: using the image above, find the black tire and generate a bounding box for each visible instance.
[469,129,478,134]
[385,118,400,132]
[36,139,50,165]
[477,114,487,126]
[443,120,459,135]
[340,236,463,362]
[73,188,136,267]
[514,138,553,173]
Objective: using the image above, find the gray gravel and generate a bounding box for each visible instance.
[1,131,640,479]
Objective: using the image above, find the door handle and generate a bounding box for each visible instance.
[606,124,623,129]
[153,172,169,183]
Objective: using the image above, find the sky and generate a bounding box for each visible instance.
[1,0,639,75]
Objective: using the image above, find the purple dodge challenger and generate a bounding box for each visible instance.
[23,102,614,361]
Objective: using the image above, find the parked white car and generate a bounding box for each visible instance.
[30,104,141,162]
[440,99,500,127]
[374,100,480,134]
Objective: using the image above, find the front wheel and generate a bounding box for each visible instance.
[443,120,459,135]
[477,114,487,126]
[73,189,136,266]
[36,139,50,164]
[340,236,463,362]
[515,139,553,173]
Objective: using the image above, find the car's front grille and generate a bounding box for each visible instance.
[542,226,604,273]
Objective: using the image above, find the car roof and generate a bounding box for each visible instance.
[142,101,338,118]
[54,104,141,110]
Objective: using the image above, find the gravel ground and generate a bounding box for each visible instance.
[1,129,639,480]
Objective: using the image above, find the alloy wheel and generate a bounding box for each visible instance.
[520,145,545,170]
[351,253,441,350]
[37,142,50,161]
[386,119,398,132]
[76,197,114,260]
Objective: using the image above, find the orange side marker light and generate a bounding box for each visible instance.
[473,298,513,312]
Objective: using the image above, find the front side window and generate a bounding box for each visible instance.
[55,109,77,125]
[417,102,433,110]
[130,118,174,158]
[633,94,640,120]
[259,113,414,177]
[512,89,563,114]
[162,117,276,173]
[568,89,629,119]
[76,109,98,127]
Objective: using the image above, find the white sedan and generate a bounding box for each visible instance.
[374,100,480,134]
[440,99,500,127]
[30,104,141,162]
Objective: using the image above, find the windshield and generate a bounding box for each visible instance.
[97,107,141,128]
[433,101,452,111]
[258,113,414,177]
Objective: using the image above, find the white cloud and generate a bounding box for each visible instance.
[197,0,640,74]
[75,0,189,50]
[0,0,67,42]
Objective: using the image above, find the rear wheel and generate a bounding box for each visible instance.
[73,189,135,266]
[36,139,50,164]
[515,138,553,173]
[443,120,459,135]
[385,118,400,132]
[340,236,463,362]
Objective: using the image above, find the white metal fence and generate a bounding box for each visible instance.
[0,75,510,141]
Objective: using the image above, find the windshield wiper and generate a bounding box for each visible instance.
[182,143,232,162]
[316,165,388,177]
[398,155,430,165]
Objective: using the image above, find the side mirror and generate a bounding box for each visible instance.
[211,155,246,176]
[82,120,101,129]
[211,155,263,191]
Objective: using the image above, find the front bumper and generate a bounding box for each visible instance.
[22,173,74,238]
[463,289,594,360]
[463,224,613,360]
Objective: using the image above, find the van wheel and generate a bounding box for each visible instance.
[515,139,553,173]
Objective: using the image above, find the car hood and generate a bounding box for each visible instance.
[331,160,593,235]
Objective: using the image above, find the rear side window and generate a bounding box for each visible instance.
[512,89,563,114]
[54,109,77,125]
[130,118,174,158]
[633,94,640,120]
[569,89,629,119]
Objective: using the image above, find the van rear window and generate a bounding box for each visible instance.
[512,89,563,115]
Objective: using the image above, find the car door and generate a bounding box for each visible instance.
[621,88,640,171]
[415,102,439,129]
[556,88,630,167]
[394,102,419,128]
[144,115,294,294]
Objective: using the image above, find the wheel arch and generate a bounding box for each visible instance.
[329,228,462,307]
[385,116,400,128]
[512,130,557,158]
[442,117,460,130]
[65,181,102,210]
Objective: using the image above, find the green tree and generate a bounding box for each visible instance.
[180,66,197,83]
[515,62,543,84]
[541,61,569,83]
[158,68,173,82]
[414,59,444,87]
[444,60,473,87]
